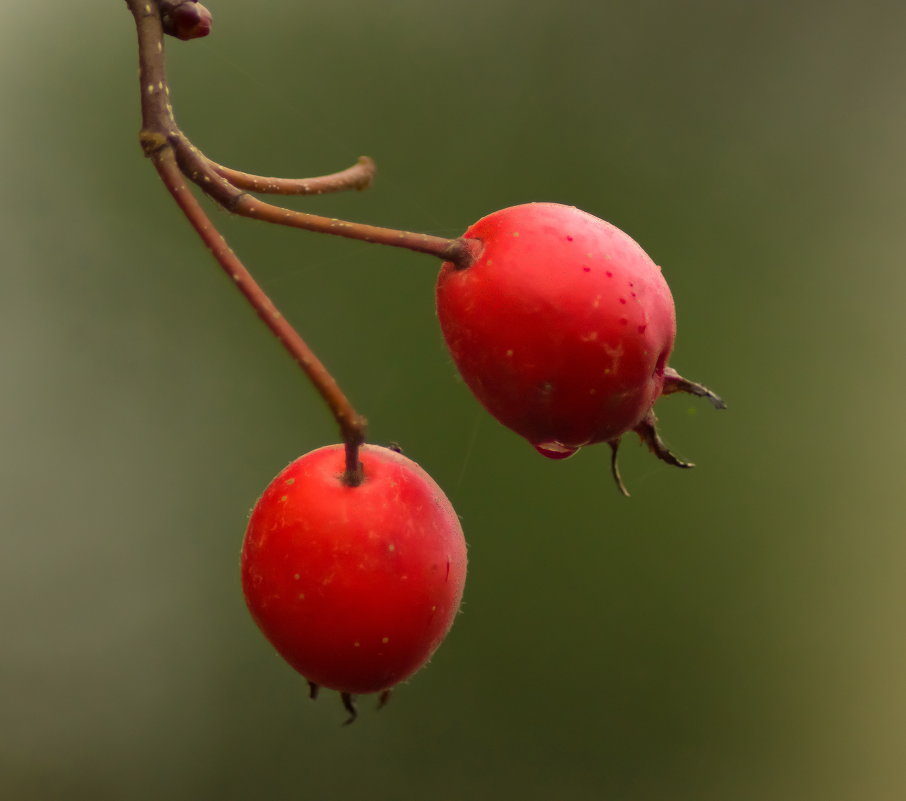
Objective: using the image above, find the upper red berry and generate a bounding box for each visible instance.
[437,203,677,458]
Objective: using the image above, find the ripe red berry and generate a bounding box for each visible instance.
[436,203,723,491]
[241,444,467,721]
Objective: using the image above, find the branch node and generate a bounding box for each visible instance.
[139,129,169,157]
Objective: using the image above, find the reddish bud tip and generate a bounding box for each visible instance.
[163,1,213,41]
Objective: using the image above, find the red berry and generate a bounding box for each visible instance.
[436,203,723,490]
[437,203,674,450]
[241,444,467,709]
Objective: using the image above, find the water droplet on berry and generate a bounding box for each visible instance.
[533,442,580,460]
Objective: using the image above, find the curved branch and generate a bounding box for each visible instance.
[127,0,476,267]
[174,133,475,265]
[210,155,377,195]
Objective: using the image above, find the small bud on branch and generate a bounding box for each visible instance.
[161,0,212,41]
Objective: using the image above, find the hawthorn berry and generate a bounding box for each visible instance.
[436,202,723,492]
[241,444,467,722]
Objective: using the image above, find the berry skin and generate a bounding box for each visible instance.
[436,203,723,490]
[241,444,467,717]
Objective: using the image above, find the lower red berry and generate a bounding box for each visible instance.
[241,444,467,718]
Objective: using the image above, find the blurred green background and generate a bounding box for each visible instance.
[3,1,905,798]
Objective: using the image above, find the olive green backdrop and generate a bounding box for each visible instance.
[3,1,905,799]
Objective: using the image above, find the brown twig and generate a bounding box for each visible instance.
[209,155,377,195]
[125,0,368,482]
[125,0,482,478]
[173,133,474,264]
[154,146,367,481]
[127,1,474,265]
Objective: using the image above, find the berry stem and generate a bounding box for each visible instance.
[150,144,368,482]
[126,0,366,483]
[172,133,473,265]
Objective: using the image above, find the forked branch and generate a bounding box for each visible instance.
[125,0,371,482]
[148,132,368,482]
[171,133,473,262]
[125,0,479,479]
